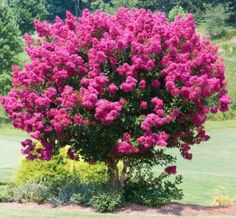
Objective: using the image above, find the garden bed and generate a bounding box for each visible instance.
[1,202,236,216]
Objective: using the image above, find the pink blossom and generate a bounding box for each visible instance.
[120,76,137,92]
[108,83,118,94]
[139,79,147,89]
[151,80,160,88]
[139,101,147,110]
[116,141,139,154]
[165,166,177,174]
[94,99,123,124]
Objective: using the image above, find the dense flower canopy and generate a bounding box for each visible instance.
[1,8,230,165]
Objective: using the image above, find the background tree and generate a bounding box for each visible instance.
[46,0,94,20]
[46,0,76,20]
[9,0,48,33]
[0,0,22,95]
[203,4,230,38]
[168,5,187,22]
[91,0,137,13]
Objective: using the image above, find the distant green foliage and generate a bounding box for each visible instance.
[91,0,137,14]
[168,5,187,22]
[203,4,229,38]
[0,73,11,97]
[9,0,48,33]
[46,0,76,20]
[46,0,94,20]
[0,0,22,95]
[15,146,108,186]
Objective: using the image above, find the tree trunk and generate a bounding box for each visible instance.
[106,156,119,189]
[120,159,128,188]
[106,157,129,189]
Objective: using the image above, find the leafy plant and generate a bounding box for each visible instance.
[13,182,48,204]
[124,155,183,207]
[70,193,83,204]
[90,190,124,212]
[212,186,234,206]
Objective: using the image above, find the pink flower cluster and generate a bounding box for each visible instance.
[0,8,230,164]
[95,99,123,124]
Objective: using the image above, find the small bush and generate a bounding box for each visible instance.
[52,180,123,212]
[90,191,124,213]
[15,146,108,186]
[212,195,233,206]
[70,193,83,205]
[58,181,84,204]
[212,186,234,206]
[13,182,48,204]
[0,185,14,202]
[125,174,183,207]
[58,182,104,205]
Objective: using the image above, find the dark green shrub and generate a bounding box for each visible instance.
[53,180,124,212]
[124,153,183,207]
[0,184,14,202]
[58,182,103,205]
[13,182,48,204]
[90,190,124,213]
[125,174,183,207]
[70,193,83,204]
[58,181,84,204]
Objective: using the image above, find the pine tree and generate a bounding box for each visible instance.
[0,0,22,95]
[9,0,48,33]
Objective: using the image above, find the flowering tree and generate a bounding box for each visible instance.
[1,8,230,187]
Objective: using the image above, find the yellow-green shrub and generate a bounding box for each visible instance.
[15,146,108,186]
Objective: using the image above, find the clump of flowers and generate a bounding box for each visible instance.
[0,8,230,184]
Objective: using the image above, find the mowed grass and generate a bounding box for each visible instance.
[152,122,236,205]
[176,127,236,205]
[0,126,27,182]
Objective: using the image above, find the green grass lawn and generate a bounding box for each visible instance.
[177,127,236,205]
[0,126,27,182]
